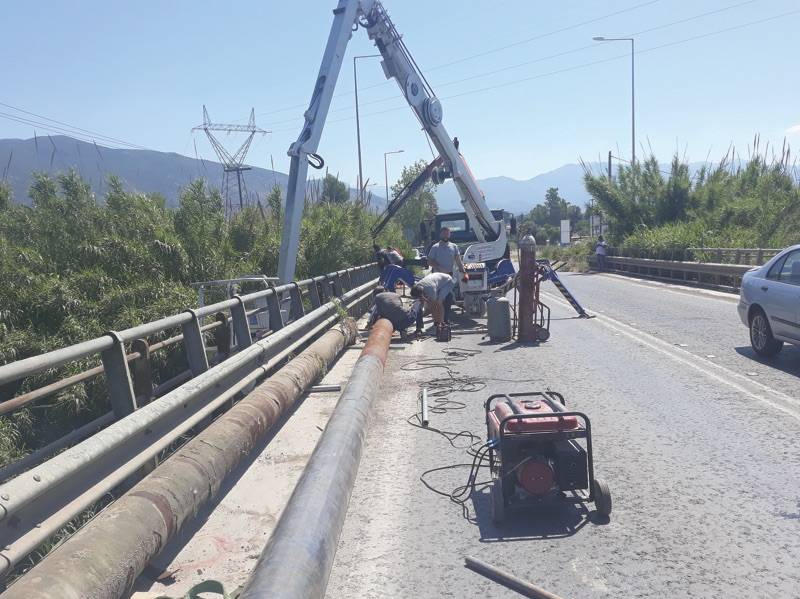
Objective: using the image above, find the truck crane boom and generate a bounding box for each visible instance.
[277,0,508,282]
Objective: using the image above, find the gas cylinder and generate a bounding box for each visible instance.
[486,296,512,342]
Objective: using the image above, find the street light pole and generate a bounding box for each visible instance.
[593,36,635,170]
[353,54,381,202]
[384,149,404,205]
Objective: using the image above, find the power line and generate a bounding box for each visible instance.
[0,101,150,151]
[267,8,800,134]
[249,0,665,121]
[259,0,763,130]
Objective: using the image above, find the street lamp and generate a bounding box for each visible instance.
[384,149,404,204]
[354,54,381,201]
[592,36,635,169]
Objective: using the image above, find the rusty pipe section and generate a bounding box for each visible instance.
[1,320,359,599]
[239,319,393,599]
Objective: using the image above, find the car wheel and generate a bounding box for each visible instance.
[750,308,783,357]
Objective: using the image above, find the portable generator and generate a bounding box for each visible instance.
[485,391,611,523]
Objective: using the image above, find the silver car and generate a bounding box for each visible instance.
[738,244,800,356]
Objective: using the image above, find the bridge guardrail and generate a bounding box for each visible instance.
[591,255,752,291]
[0,263,379,579]
[606,247,781,266]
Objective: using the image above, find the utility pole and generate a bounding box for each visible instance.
[593,36,636,199]
[353,54,381,202]
[608,150,612,179]
[383,149,403,206]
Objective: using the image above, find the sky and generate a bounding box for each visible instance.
[1,0,799,194]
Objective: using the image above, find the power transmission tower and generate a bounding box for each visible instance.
[193,106,267,218]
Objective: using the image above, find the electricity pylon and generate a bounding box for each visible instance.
[193,106,267,218]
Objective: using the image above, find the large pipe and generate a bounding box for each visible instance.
[2,320,359,599]
[517,234,538,342]
[239,319,393,599]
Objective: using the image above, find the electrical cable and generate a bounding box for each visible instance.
[265,7,799,135]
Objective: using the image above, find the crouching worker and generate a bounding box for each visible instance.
[367,288,423,342]
[410,272,455,328]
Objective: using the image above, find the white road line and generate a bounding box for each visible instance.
[541,290,800,422]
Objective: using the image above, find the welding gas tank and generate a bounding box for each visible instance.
[486,296,511,342]
[488,398,579,437]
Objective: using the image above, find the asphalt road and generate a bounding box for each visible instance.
[325,272,800,598]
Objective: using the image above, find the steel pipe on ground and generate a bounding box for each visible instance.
[239,319,394,599]
[1,320,360,599]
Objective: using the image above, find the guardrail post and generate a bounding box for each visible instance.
[756,249,764,265]
[331,274,343,297]
[309,279,322,309]
[266,289,284,332]
[734,249,741,264]
[181,309,209,376]
[130,339,153,406]
[212,312,231,361]
[101,331,138,419]
[231,296,252,350]
[343,269,353,291]
[289,283,305,321]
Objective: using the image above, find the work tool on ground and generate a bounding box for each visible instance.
[485,391,611,523]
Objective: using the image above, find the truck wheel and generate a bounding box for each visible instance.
[592,478,612,517]
[750,309,783,357]
[491,481,506,524]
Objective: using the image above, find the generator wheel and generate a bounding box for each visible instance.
[537,327,550,342]
[491,481,505,524]
[592,478,612,517]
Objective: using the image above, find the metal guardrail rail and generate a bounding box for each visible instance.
[0,263,380,580]
[592,255,752,290]
[606,247,781,266]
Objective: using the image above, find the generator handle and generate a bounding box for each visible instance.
[484,391,565,416]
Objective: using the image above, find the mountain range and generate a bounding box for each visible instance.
[0,136,607,215]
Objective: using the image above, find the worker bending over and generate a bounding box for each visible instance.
[426,227,465,276]
[411,272,455,327]
[367,289,422,341]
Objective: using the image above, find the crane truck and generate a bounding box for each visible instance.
[276,0,513,315]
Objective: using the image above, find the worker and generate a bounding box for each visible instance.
[427,227,465,276]
[453,136,460,151]
[410,272,455,327]
[594,235,608,271]
[386,246,404,266]
[367,289,422,341]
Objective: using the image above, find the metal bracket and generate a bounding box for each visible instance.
[130,339,153,406]
[230,296,252,350]
[181,309,209,376]
[266,287,284,332]
[288,283,305,321]
[101,331,138,419]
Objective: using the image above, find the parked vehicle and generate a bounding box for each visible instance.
[738,244,800,356]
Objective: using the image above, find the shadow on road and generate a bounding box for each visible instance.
[734,345,800,377]
[470,487,607,543]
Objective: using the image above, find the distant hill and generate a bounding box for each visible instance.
[434,163,597,215]
[0,136,384,208]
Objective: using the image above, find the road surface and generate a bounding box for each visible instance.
[325,272,800,598]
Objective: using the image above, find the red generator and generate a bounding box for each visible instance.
[485,391,611,523]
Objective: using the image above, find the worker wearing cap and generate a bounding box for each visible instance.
[410,272,455,327]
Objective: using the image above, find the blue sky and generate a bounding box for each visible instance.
[2,0,798,190]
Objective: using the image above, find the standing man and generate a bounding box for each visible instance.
[595,235,608,271]
[410,272,456,327]
[427,227,465,276]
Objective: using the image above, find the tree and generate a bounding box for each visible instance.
[320,174,350,204]
[389,160,438,244]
